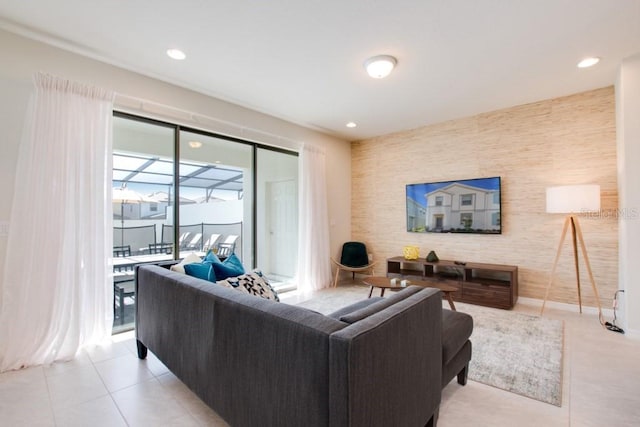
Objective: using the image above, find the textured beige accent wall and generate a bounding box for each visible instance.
[352,87,618,308]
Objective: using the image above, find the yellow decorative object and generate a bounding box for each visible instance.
[403,245,420,260]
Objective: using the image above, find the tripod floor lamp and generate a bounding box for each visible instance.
[540,184,604,325]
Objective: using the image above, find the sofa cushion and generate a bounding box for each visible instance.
[338,286,424,324]
[225,271,279,301]
[442,309,473,365]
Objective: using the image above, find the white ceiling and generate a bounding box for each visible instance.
[1,0,639,141]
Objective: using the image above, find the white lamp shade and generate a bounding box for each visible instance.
[546,184,600,213]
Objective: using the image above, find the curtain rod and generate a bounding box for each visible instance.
[114,93,302,150]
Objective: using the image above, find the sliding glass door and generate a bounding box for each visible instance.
[111,112,298,332]
[178,130,253,264]
[112,116,175,332]
[256,148,298,290]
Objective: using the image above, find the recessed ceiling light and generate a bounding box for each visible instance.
[188,141,202,148]
[364,55,397,79]
[346,122,357,128]
[577,57,600,68]
[167,48,186,60]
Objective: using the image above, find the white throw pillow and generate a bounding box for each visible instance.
[170,252,203,274]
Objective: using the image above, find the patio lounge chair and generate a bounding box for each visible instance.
[186,232,203,250]
[216,235,238,257]
[203,233,221,251]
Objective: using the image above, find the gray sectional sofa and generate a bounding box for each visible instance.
[135,264,472,427]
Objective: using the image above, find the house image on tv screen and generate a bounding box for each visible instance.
[406,177,501,234]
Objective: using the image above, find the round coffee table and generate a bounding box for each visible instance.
[363,276,457,311]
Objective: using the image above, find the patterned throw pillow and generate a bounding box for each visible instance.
[225,271,279,301]
[216,279,250,294]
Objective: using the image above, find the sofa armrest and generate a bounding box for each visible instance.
[327,296,384,319]
[338,285,423,323]
[135,264,347,427]
[328,287,443,427]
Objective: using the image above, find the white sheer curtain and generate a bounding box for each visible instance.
[0,73,114,371]
[296,144,332,292]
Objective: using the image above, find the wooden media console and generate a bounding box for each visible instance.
[386,256,518,309]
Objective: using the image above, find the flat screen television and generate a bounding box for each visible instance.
[406,176,501,234]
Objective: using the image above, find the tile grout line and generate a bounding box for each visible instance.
[41,367,59,426]
[89,347,131,427]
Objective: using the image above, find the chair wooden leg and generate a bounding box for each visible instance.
[333,268,340,287]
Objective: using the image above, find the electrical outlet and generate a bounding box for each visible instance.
[0,220,9,237]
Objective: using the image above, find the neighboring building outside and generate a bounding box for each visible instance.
[406,197,427,231]
[424,183,500,232]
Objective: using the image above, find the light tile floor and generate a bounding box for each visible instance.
[438,299,640,426]
[1,281,639,426]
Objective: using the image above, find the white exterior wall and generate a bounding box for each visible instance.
[425,191,453,230]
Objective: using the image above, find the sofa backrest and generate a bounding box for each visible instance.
[135,264,346,427]
[136,265,443,427]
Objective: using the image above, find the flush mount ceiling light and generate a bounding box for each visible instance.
[166,48,186,60]
[188,141,202,148]
[346,122,357,128]
[364,55,397,79]
[577,57,600,68]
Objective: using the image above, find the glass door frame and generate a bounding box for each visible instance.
[113,110,298,270]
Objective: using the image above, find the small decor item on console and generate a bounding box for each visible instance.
[426,250,439,262]
[403,245,420,260]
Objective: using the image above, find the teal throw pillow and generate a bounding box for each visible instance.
[203,249,221,264]
[210,253,245,280]
[184,262,215,282]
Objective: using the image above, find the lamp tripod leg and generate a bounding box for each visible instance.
[573,218,605,326]
[541,216,571,316]
[570,216,583,313]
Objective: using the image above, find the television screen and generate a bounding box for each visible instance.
[406,176,501,234]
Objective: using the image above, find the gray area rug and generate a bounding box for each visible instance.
[455,302,563,406]
[293,285,564,406]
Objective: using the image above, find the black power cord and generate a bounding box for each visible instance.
[605,290,625,334]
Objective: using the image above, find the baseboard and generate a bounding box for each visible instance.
[517,296,614,319]
[622,328,640,339]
